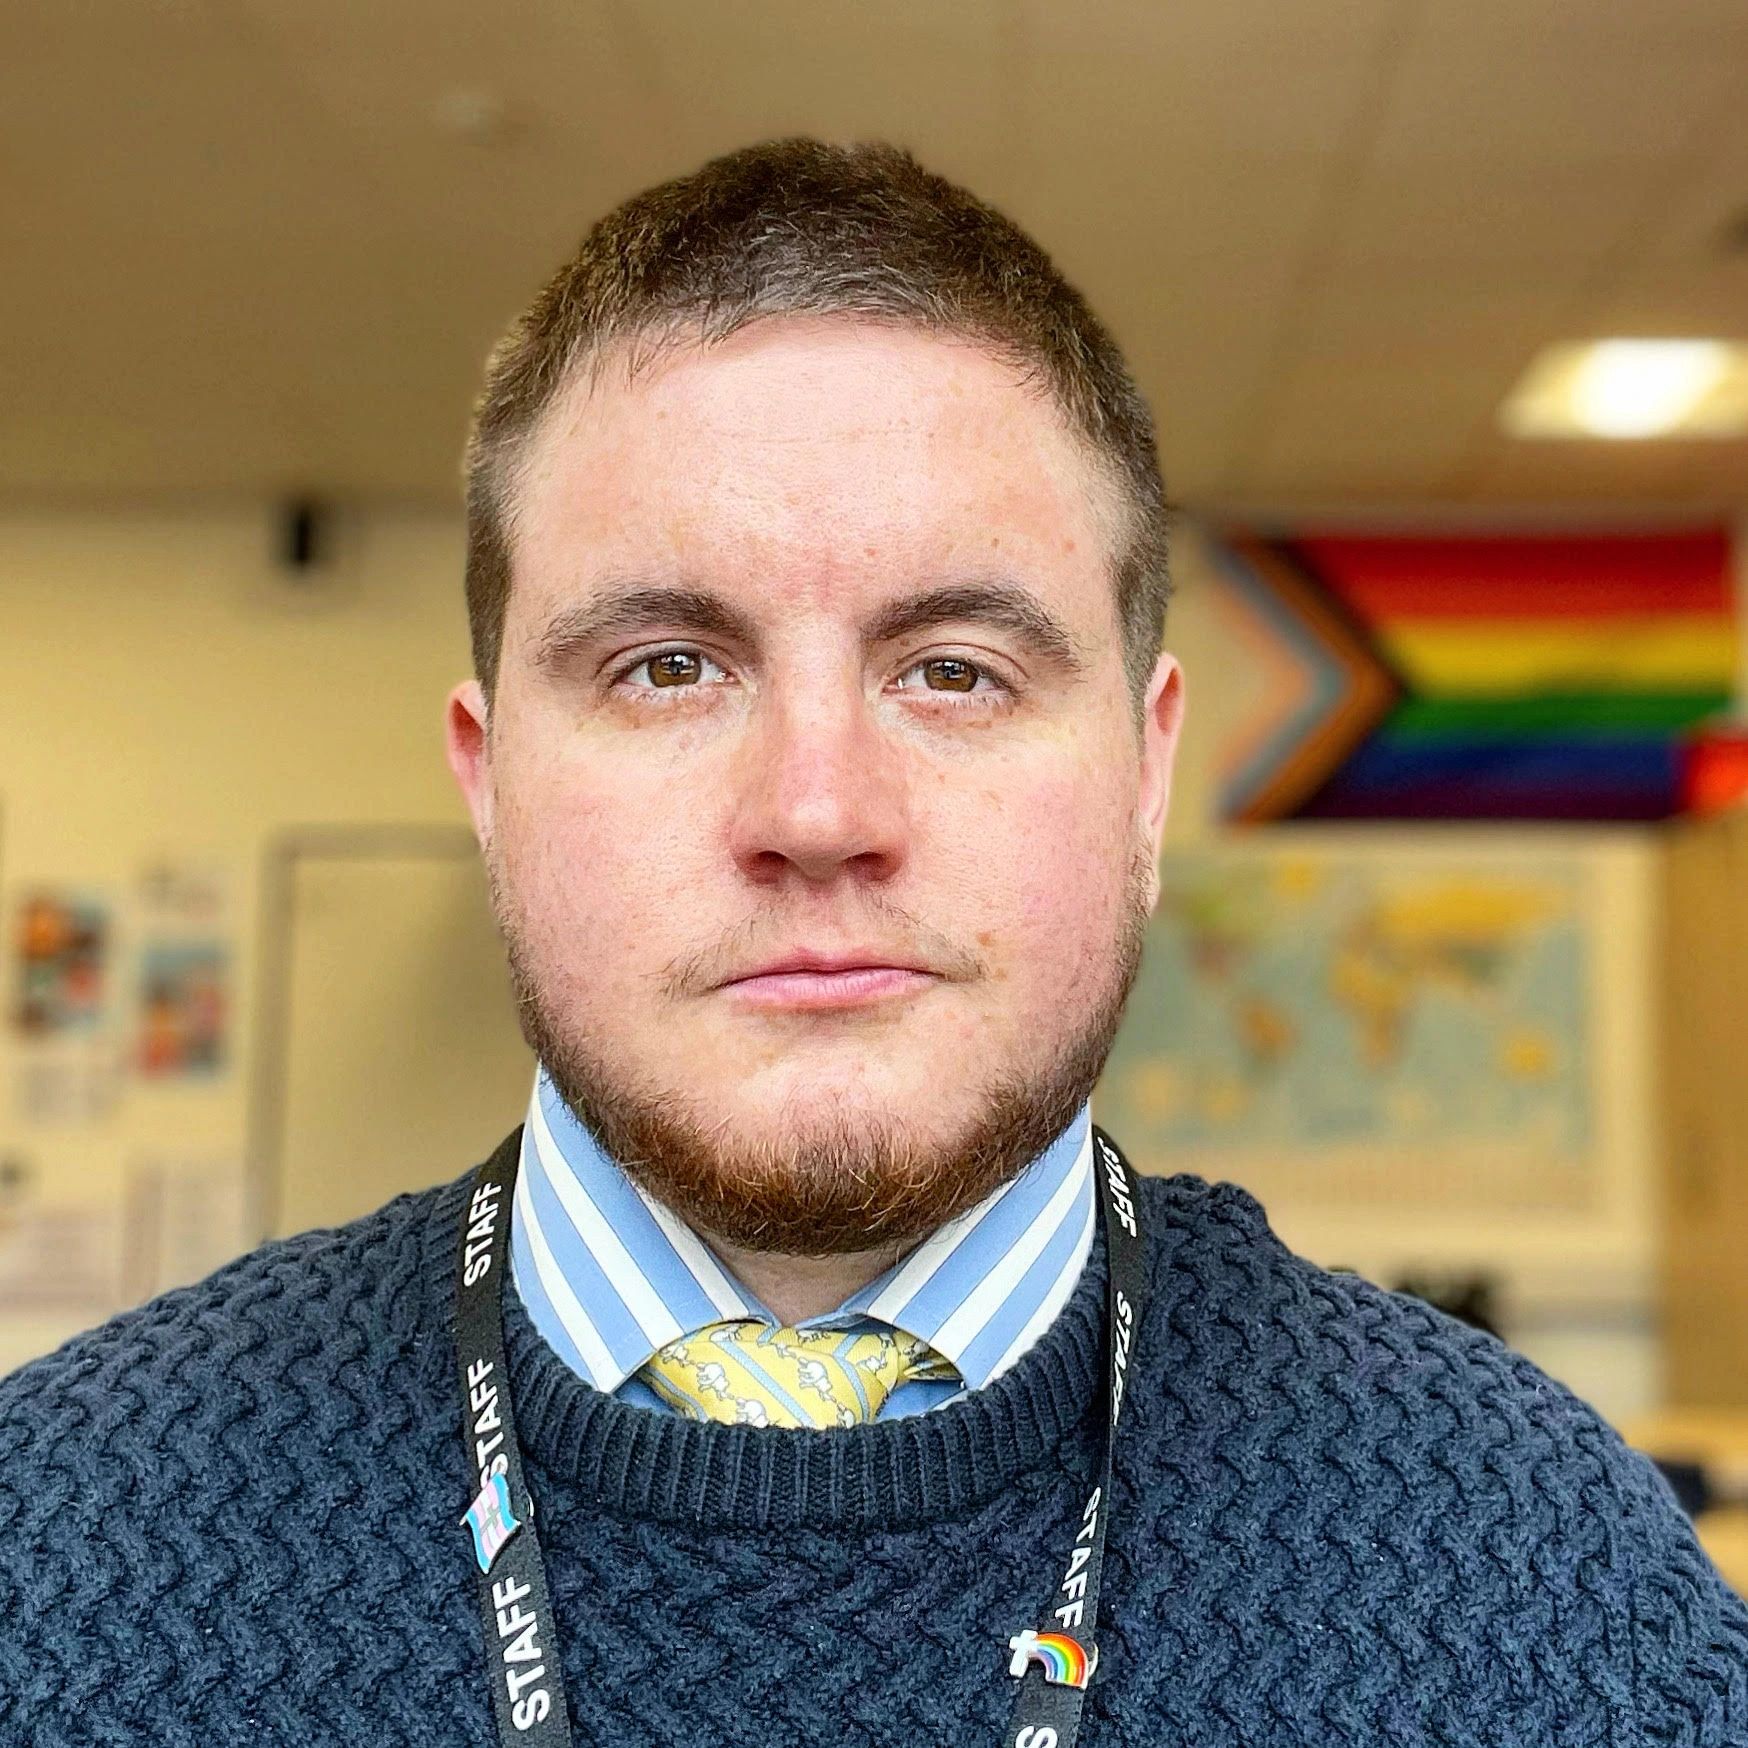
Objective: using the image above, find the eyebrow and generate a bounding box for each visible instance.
[530,578,1093,679]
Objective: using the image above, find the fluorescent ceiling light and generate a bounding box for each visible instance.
[1500,339,1748,439]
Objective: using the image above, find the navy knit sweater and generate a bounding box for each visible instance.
[2,1146,1744,1746]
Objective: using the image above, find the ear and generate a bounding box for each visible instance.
[444,679,495,849]
[1135,650,1185,912]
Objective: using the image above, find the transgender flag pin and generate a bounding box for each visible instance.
[461,1472,522,1574]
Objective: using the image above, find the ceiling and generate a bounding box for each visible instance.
[4,0,1746,517]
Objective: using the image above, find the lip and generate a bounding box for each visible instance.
[720,966,936,1011]
[726,949,931,981]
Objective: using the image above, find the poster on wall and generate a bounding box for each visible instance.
[7,888,123,1122]
[131,858,234,1082]
[1100,841,1599,1214]
[137,943,229,1077]
[11,890,109,1036]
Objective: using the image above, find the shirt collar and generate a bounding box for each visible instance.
[509,1065,1095,1395]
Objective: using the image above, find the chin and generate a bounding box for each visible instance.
[719,1050,960,1124]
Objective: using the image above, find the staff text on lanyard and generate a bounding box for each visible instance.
[453,1124,1149,1748]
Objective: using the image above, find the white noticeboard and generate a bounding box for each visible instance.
[258,830,533,1241]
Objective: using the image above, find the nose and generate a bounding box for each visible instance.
[725,674,910,889]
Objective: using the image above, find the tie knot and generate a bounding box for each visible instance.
[636,1319,959,1429]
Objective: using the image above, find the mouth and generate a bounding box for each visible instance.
[718,965,938,1011]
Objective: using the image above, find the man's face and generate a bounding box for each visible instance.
[447,316,1182,1257]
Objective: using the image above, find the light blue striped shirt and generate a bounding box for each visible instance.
[508,1067,1096,1421]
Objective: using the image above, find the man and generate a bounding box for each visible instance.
[1,140,1743,1747]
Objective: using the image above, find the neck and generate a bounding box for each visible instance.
[700,1230,913,1325]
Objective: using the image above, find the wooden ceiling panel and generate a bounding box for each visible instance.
[1241,353,1508,485]
[1414,0,1748,62]
[228,0,673,240]
[1590,263,1748,339]
[1070,184,1334,501]
[230,0,641,135]
[1640,439,1748,501]
[1458,439,1705,504]
[1293,260,1577,366]
[0,3,379,241]
[0,405,301,498]
[1019,0,1402,67]
[1371,29,1735,172]
[1024,154,1329,337]
[0,219,497,499]
[1025,29,1378,164]
[1217,458,1472,509]
[1332,158,1658,270]
[1134,331,1294,507]
[604,0,1024,194]
[1633,109,1748,268]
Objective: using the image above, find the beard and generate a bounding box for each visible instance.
[491,837,1154,1259]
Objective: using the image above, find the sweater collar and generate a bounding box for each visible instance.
[425,1134,1118,1532]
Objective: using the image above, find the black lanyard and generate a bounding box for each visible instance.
[453,1121,1149,1748]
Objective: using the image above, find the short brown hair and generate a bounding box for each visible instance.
[463,138,1172,724]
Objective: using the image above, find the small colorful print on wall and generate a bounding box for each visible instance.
[136,942,229,1078]
[10,892,110,1036]
[1214,528,1746,822]
[130,858,236,1083]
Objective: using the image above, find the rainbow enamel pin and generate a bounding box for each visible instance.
[1007,1629,1098,1689]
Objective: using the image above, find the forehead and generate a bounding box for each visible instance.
[509,316,1121,631]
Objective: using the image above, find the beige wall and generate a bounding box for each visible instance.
[0,506,473,1364]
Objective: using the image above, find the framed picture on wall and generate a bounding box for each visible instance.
[1098,826,1655,1310]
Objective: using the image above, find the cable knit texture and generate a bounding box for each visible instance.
[1,1147,1744,1746]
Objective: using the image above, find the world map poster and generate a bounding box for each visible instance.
[1100,846,1597,1214]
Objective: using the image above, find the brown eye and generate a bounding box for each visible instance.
[647,651,703,687]
[894,655,1014,709]
[613,647,729,702]
[922,658,978,693]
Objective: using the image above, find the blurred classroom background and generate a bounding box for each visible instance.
[3,2,1746,1585]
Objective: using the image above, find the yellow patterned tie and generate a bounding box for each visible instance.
[636,1320,961,1428]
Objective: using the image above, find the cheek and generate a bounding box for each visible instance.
[955,775,1129,974]
[496,760,694,971]
[1022,840,1124,969]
